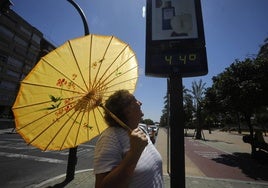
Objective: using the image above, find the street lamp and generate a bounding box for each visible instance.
[64,0,90,184]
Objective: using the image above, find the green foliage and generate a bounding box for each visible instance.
[159,37,268,138]
[160,93,169,127]
[141,118,155,125]
[211,58,262,116]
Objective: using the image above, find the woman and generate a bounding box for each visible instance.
[93,90,164,188]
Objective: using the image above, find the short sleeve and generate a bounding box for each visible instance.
[93,128,125,174]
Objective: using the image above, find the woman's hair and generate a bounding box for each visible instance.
[104,90,134,127]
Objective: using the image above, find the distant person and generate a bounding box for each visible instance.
[254,130,265,143]
[254,130,268,150]
[93,90,164,188]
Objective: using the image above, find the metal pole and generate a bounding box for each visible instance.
[169,74,185,188]
[65,0,90,182]
[65,147,78,182]
[67,0,89,35]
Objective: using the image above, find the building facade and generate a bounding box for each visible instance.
[0,6,55,118]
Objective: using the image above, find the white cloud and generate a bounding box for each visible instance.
[142,6,146,18]
[138,67,145,76]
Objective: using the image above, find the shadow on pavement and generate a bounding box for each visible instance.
[212,152,268,181]
[46,178,73,188]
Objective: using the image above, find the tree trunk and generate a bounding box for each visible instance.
[236,112,241,134]
[195,106,202,139]
[245,114,256,157]
[195,128,202,139]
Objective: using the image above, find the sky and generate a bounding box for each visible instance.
[11,0,268,122]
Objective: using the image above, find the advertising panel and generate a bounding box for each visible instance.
[145,0,208,77]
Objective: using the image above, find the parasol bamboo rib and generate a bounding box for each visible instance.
[13,94,81,110]
[74,110,86,147]
[104,78,138,95]
[41,57,88,93]
[88,35,93,90]
[86,110,90,140]
[15,98,80,132]
[17,82,83,100]
[68,40,90,91]
[27,97,85,150]
[92,44,129,89]
[59,109,82,151]
[44,109,79,150]
[95,54,137,90]
[101,66,138,91]
[92,36,114,88]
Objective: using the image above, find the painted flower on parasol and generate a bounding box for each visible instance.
[12,34,138,151]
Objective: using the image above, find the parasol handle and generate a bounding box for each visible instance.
[100,104,132,132]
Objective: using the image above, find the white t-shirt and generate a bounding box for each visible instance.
[93,126,164,188]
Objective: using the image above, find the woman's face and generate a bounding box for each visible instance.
[124,96,144,129]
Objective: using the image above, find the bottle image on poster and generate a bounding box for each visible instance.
[152,0,198,41]
[162,1,175,30]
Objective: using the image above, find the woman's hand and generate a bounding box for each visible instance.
[129,128,148,155]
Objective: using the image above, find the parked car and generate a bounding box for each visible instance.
[148,124,159,144]
[138,123,148,133]
[139,123,159,144]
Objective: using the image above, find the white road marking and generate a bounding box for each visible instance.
[0,145,36,150]
[194,151,220,159]
[0,152,66,164]
[80,144,95,148]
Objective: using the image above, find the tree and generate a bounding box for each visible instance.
[183,86,194,128]
[160,85,194,128]
[255,39,268,107]
[160,93,169,127]
[142,118,154,125]
[211,58,265,155]
[202,37,268,156]
[190,79,206,139]
[203,87,224,132]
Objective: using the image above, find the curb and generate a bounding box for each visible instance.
[29,169,94,188]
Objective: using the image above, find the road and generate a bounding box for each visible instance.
[0,130,97,188]
[1,128,268,187]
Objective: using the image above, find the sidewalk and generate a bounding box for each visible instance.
[30,169,268,188]
[28,128,268,188]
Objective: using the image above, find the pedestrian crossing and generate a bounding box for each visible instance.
[194,151,220,159]
[0,151,66,164]
[0,137,95,164]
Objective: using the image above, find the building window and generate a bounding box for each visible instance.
[0,38,9,48]
[23,64,32,73]
[19,25,32,38]
[20,73,26,80]
[14,35,28,47]
[6,69,20,79]
[0,25,14,38]
[8,57,24,69]
[0,54,8,63]
[32,33,41,44]
[14,46,27,56]
[0,80,16,90]
[0,94,15,104]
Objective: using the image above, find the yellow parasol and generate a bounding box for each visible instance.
[12,34,138,151]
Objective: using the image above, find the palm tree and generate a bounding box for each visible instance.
[191,79,206,139]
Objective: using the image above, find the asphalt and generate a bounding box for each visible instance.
[1,125,268,188]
